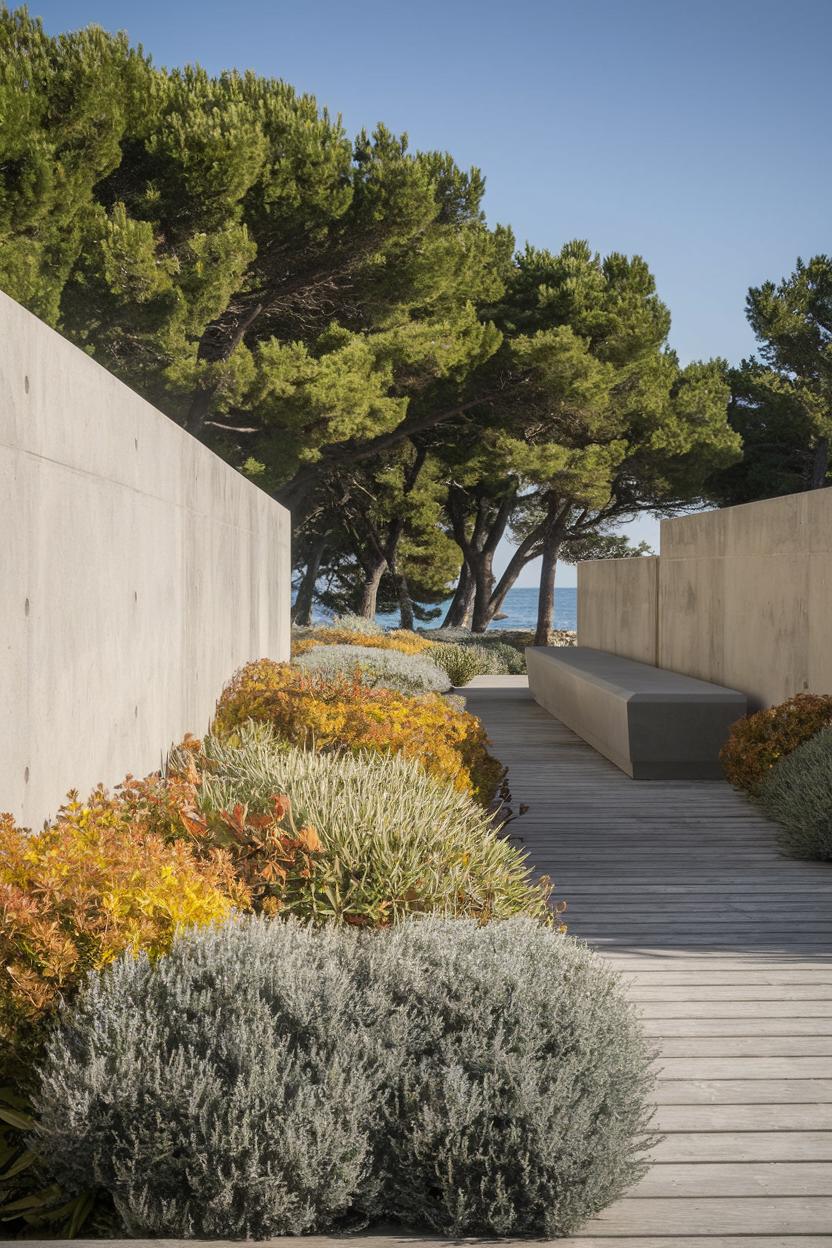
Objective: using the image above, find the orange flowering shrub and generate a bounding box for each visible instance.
[0,791,243,1080]
[292,627,434,657]
[120,751,324,917]
[212,660,504,804]
[721,692,832,793]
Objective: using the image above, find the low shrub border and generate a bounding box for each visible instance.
[292,641,450,694]
[720,692,832,793]
[212,659,504,803]
[171,724,554,924]
[33,916,656,1240]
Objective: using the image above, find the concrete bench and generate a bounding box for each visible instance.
[525,646,746,779]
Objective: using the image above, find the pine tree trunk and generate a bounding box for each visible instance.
[397,575,415,631]
[533,533,561,646]
[810,435,829,488]
[443,563,474,627]
[471,551,495,633]
[292,540,325,625]
[359,562,386,619]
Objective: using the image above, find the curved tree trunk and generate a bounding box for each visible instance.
[397,574,415,631]
[471,552,496,633]
[292,538,326,625]
[443,562,474,627]
[359,560,386,619]
[534,532,560,647]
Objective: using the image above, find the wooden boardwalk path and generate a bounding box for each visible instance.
[461,675,832,1246]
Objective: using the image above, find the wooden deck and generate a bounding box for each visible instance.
[461,675,832,1245]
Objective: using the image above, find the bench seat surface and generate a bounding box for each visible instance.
[525,646,746,780]
[529,646,746,701]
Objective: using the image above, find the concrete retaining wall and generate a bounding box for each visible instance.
[1,290,290,829]
[577,556,659,665]
[577,491,832,710]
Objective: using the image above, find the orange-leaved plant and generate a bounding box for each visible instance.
[120,748,324,917]
[720,692,832,793]
[211,660,504,804]
[0,790,244,1082]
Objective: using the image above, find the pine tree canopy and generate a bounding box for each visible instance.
[709,255,832,502]
[0,7,749,631]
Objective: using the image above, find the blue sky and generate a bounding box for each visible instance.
[32,0,832,586]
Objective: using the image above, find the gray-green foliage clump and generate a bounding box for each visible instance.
[362,917,656,1237]
[424,630,526,680]
[758,727,832,860]
[293,642,449,693]
[328,613,384,635]
[430,641,503,685]
[34,916,655,1240]
[190,725,549,923]
[33,919,380,1238]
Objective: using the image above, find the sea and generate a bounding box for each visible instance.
[372,586,578,633]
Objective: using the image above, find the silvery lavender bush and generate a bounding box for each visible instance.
[293,642,450,694]
[362,916,656,1238]
[34,916,654,1239]
[33,918,382,1238]
[330,612,384,634]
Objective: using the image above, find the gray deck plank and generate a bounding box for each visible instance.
[461,678,832,1245]
[651,1133,832,1163]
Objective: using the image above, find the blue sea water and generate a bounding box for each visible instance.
[374,586,577,633]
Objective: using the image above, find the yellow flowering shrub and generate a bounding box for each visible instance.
[292,627,434,657]
[0,791,244,1080]
[212,660,504,804]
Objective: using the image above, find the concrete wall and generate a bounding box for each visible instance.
[577,556,659,665]
[577,491,832,710]
[0,290,291,829]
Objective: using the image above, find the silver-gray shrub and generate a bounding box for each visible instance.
[758,727,832,860]
[33,918,382,1238]
[362,917,656,1237]
[34,916,655,1239]
[330,612,383,634]
[293,642,450,694]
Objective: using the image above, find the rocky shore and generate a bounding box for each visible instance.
[483,628,577,648]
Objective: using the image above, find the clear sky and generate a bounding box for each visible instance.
[31,0,832,585]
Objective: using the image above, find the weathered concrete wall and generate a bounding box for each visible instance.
[577,491,832,710]
[577,556,659,665]
[0,290,290,829]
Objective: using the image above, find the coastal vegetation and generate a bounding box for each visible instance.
[722,694,832,860]
[8,8,829,645]
[3,639,651,1240]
